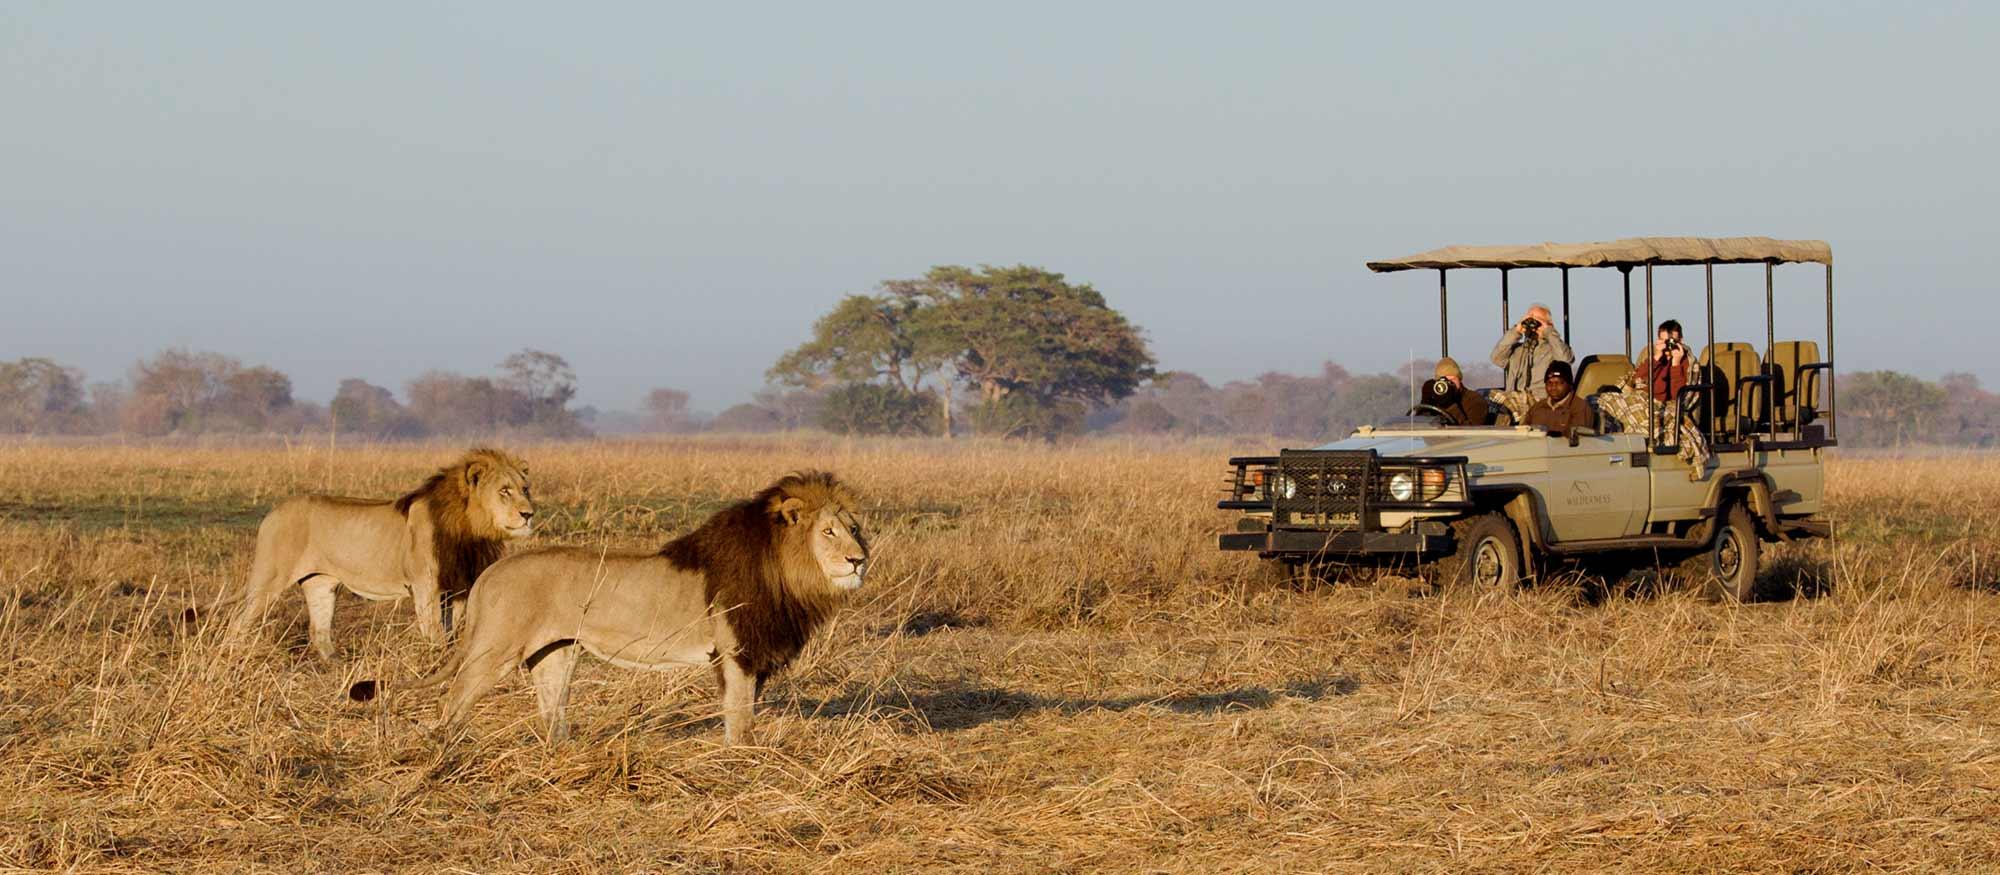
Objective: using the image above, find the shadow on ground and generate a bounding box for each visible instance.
[1754,550,1836,601]
[783,675,1360,733]
[1562,548,1836,606]
[869,608,988,638]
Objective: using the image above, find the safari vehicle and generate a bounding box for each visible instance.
[1218,237,1836,599]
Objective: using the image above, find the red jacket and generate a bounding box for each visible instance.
[1643,351,1689,399]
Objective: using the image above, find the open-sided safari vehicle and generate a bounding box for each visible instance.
[1219,237,1836,599]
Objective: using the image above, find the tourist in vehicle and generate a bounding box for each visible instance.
[1524,360,1591,437]
[1640,319,1691,399]
[1489,303,1574,401]
[1593,322,1711,480]
[1430,357,1488,425]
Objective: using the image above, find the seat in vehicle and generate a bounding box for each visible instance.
[1770,340,1824,429]
[1574,353,1634,397]
[1699,342,1765,437]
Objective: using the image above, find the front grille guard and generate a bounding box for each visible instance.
[1273,449,1376,530]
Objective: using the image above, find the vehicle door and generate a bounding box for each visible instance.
[1540,431,1651,541]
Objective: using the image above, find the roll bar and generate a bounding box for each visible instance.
[1398,240,1835,448]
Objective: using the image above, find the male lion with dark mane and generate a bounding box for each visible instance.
[349,471,868,747]
[219,448,534,660]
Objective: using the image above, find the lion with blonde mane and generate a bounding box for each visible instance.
[349,471,869,746]
[221,448,534,659]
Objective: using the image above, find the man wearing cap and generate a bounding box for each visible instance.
[1524,360,1592,437]
[1427,357,1489,425]
[1489,303,1574,401]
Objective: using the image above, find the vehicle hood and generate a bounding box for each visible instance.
[1310,428,1550,470]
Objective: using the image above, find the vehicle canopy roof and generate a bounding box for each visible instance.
[1365,236,1831,273]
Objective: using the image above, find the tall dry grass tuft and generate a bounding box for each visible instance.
[2,438,1998,872]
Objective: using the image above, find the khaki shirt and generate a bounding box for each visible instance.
[1490,328,1576,400]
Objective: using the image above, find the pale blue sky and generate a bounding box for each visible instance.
[4,2,1994,411]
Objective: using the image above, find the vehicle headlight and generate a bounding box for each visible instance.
[1273,474,1297,500]
[1388,471,1416,502]
[1420,467,1450,500]
[1384,468,1451,502]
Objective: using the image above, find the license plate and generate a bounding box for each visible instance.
[1291,512,1360,527]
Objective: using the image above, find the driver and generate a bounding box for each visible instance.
[1524,360,1591,437]
[1428,357,1488,425]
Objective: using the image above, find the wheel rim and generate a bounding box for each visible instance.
[1472,536,1507,586]
[1716,528,1743,579]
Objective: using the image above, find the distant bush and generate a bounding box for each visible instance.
[817,384,941,436]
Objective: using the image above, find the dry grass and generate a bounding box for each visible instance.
[2,437,1997,873]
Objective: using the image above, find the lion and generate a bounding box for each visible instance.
[217,448,535,660]
[348,471,869,747]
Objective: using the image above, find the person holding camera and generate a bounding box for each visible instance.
[1640,318,1690,400]
[1598,317,1709,480]
[1422,356,1489,425]
[1488,303,1574,402]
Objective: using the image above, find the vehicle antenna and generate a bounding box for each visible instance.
[1408,347,1416,425]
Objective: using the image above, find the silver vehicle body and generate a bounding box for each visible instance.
[1218,237,1834,583]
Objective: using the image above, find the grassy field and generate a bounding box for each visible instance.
[2,437,1996,873]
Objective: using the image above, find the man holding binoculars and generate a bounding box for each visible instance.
[1489,303,1574,401]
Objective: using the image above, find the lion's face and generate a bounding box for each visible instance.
[469,461,535,538]
[788,501,869,590]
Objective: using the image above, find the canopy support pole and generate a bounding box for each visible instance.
[1766,261,1777,435]
[1645,265,1656,445]
[1621,267,1633,360]
[1561,267,1571,341]
[1706,262,1717,442]
[1499,268,1511,332]
[1438,268,1449,357]
[1826,263,1836,441]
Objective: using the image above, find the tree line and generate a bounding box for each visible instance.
[4,263,1995,447]
[0,348,591,439]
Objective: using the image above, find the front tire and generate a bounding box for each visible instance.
[1431,513,1525,589]
[1681,504,1761,602]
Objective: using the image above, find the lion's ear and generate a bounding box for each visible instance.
[464,459,489,488]
[774,497,805,526]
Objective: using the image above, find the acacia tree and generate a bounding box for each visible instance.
[768,293,953,434]
[775,265,1154,439]
[901,265,1153,438]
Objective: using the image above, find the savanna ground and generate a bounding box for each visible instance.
[2,437,1997,873]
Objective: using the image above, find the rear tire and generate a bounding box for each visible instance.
[1430,513,1524,589]
[1681,504,1761,602]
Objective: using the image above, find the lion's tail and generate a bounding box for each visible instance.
[347,643,466,703]
[180,590,248,627]
[348,603,475,703]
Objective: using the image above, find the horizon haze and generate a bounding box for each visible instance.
[5,3,1996,412]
